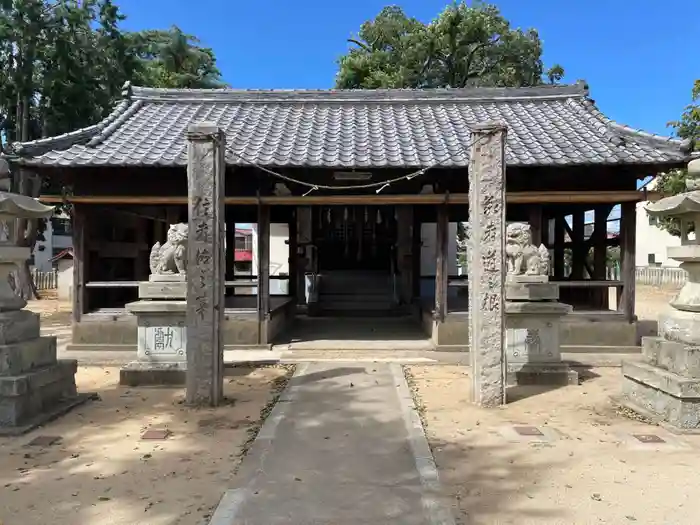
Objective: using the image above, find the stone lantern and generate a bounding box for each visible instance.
[0,161,82,434]
[618,158,700,431]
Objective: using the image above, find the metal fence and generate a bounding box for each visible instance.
[33,268,58,290]
[635,266,687,288]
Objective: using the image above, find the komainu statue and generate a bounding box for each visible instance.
[505,222,550,276]
[149,223,188,275]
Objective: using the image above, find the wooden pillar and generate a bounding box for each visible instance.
[620,201,636,323]
[257,204,271,332]
[134,217,147,281]
[72,204,87,322]
[434,204,448,321]
[528,204,543,246]
[225,210,235,285]
[554,214,565,278]
[593,205,610,309]
[412,209,421,301]
[288,212,298,300]
[572,209,585,279]
[296,206,312,305]
[593,205,609,278]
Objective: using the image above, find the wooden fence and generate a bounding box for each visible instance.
[32,268,58,290]
[635,266,687,288]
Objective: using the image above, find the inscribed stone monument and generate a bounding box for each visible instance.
[468,122,507,407]
[185,122,226,406]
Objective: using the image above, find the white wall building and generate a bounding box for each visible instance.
[636,179,685,267]
[32,212,73,272]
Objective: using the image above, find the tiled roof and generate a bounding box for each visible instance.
[10,81,692,169]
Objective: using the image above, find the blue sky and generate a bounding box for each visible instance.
[117,0,699,137]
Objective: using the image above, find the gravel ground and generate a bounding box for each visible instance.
[0,365,293,525]
[406,365,700,525]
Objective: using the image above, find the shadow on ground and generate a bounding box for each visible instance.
[0,365,292,525]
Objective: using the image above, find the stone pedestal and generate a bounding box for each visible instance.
[503,225,577,386]
[617,161,700,431]
[120,275,188,386]
[0,248,82,435]
[506,300,577,385]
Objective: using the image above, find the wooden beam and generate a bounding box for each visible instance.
[434,204,448,322]
[39,190,659,206]
[619,201,636,323]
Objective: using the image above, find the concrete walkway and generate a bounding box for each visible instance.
[209,362,455,525]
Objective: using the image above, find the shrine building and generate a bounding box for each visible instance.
[7,81,692,352]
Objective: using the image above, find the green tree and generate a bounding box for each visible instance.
[0,1,225,298]
[336,2,565,89]
[655,79,699,236]
[130,26,224,89]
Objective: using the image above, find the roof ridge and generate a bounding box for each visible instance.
[578,98,693,153]
[129,80,590,104]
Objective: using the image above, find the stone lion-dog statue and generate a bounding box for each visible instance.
[149,223,188,275]
[505,222,550,276]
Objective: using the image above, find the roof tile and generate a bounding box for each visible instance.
[12,82,691,168]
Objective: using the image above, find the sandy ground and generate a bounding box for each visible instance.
[0,365,293,525]
[635,284,680,339]
[406,365,700,525]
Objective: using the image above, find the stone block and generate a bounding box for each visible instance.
[138,281,187,299]
[149,274,185,282]
[119,361,187,386]
[505,282,559,301]
[0,310,40,344]
[0,360,78,427]
[642,336,700,379]
[0,336,56,376]
[622,360,700,399]
[505,274,549,284]
[507,324,561,364]
[126,300,187,363]
[0,360,77,397]
[621,366,700,431]
[658,308,700,345]
[507,363,578,386]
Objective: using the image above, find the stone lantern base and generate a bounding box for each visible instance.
[618,309,700,432]
[0,306,85,435]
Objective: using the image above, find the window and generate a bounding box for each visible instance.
[648,253,656,265]
[648,215,658,226]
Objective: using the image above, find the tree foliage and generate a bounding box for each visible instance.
[336,2,565,89]
[0,0,224,298]
[654,79,699,236]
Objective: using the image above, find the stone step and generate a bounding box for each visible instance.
[0,360,77,397]
[0,360,78,427]
[0,310,40,345]
[642,336,700,379]
[0,337,57,376]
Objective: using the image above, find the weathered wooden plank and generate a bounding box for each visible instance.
[619,201,637,323]
[434,204,448,322]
